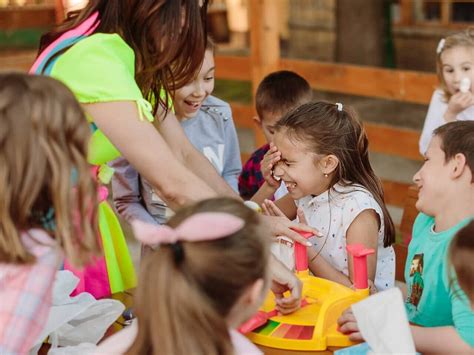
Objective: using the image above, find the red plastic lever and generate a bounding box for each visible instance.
[293,230,314,272]
[346,244,375,289]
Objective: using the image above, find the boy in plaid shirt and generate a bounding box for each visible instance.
[238,71,312,200]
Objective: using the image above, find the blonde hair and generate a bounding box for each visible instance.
[0,73,99,266]
[127,198,270,355]
[437,27,474,101]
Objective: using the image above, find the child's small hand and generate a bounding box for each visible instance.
[337,308,364,341]
[261,143,282,188]
[262,200,322,245]
[446,92,474,121]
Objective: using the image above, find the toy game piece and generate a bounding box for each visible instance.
[460,77,471,93]
[247,230,375,351]
[239,299,310,334]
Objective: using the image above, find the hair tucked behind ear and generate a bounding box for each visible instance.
[128,198,270,355]
[0,73,99,266]
[275,101,396,247]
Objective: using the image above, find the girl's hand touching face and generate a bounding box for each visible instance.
[261,142,282,189]
[446,91,474,120]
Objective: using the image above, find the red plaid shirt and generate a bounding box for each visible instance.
[0,229,60,354]
[238,144,270,200]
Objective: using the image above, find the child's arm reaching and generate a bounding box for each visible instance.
[308,209,379,291]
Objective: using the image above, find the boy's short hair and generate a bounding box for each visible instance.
[255,70,312,120]
[434,121,474,180]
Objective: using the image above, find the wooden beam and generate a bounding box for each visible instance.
[215,55,252,81]
[381,180,411,208]
[280,58,437,105]
[399,0,413,25]
[229,102,256,129]
[215,55,438,105]
[249,0,280,147]
[365,122,422,161]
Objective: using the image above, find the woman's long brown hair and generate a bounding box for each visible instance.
[275,101,396,247]
[39,0,209,116]
[128,198,270,355]
[0,73,99,266]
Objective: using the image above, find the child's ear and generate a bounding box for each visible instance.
[451,153,468,179]
[253,116,262,127]
[321,155,339,175]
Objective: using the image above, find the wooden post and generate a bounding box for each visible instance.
[399,0,413,25]
[440,0,452,26]
[55,0,65,24]
[248,0,281,147]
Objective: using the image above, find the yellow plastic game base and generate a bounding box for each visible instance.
[247,270,369,351]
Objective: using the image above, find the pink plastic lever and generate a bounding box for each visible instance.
[346,244,375,290]
[293,230,314,272]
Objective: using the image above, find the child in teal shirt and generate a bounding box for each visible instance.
[339,121,474,353]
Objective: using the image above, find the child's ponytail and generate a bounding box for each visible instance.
[128,245,233,355]
[128,198,270,355]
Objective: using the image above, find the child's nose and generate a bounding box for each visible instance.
[193,82,205,97]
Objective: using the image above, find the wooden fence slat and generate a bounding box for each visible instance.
[215,55,252,81]
[279,59,438,104]
[230,102,256,129]
[365,122,422,161]
[381,179,411,208]
[215,55,438,105]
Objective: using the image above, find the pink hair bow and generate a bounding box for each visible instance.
[131,212,245,245]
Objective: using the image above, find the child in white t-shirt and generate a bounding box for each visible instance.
[419,28,474,155]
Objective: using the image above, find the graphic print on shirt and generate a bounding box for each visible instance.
[203,144,225,174]
[407,253,424,308]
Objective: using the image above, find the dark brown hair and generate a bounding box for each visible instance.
[434,121,474,182]
[449,220,474,304]
[39,0,209,115]
[0,73,99,266]
[256,70,312,120]
[436,27,474,101]
[275,101,395,247]
[128,198,270,355]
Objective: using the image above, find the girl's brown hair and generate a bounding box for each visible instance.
[275,101,395,247]
[449,221,474,304]
[39,0,209,116]
[434,120,474,182]
[436,27,474,101]
[127,198,270,355]
[0,73,99,266]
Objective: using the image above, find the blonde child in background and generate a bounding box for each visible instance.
[0,74,100,353]
[238,70,312,200]
[339,121,474,353]
[449,220,474,308]
[261,102,396,292]
[97,198,291,355]
[419,28,474,155]
[111,38,241,225]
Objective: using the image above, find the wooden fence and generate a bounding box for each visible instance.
[220,0,438,209]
